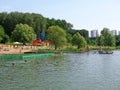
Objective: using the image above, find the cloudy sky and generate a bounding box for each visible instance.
[0,0,120,32]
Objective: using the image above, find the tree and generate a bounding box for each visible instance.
[88,37,97,46]
[47,26,67,50]
[115,35,120,46]
[101,28,115,46]
[46,18,73,31]
[0,25,10,43]
[72,32,87,49]
[101,28,109,36]
[11,23,35,45]
[78,29,89,38]
[97,35,104,46]
[0,25,5,42]
[66,33,73,43]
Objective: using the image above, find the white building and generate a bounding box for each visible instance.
[111,30,117,35]
[91,30,99,37]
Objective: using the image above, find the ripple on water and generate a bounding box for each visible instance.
[0,51,120,90]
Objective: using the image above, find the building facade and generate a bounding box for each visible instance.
[118,31,120,35]
[91,30,99,38]
[111,30,117,35]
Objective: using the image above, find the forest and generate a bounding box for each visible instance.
[0,12,120,49]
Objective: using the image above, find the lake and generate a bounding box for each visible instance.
[1,50,120,90]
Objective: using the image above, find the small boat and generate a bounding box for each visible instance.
[98,51,113,54]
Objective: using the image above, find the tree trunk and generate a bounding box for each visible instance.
[77,45,80,49]
[55,45,57,50]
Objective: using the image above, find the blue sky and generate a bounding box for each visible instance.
[0,0,120,32]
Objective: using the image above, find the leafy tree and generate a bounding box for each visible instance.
[0,25,5,42]
[67,29,76,35]
[0,12,47,38]
[11,23,35,45]
[72,32,87,49]
[101,28,115,46]
[1,34,10,43]
[115,35,120,46]
[0,25,10,43]
[68,29,89,39]
[97,35,104,46]
[47,26,67,50]
[66,33,73,43]
[101,28,109,36]
[88,37,97,46]
[78,29,89,38]
[0,12,73,42]
[104,33,115,46]
[46,18,73,31]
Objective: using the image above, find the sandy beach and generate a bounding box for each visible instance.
[0,45,38,55]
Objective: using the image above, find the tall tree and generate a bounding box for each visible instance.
[78,29,89,38]
[97,35,104,46]
[115,35,120,46]
[72,32,87,49]
[47,26,67,50]
[0,25,5,42]
[11,23,35,45]
[101,28,115,46]
[46,18,73,31]
[0,12,47,37]
[66,33,73,43]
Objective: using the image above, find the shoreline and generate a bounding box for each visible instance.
[0,45,117,55]
[0,45,38,55]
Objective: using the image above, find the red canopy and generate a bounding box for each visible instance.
[32,39,42,45]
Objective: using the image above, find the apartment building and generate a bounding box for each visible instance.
[91,30,99,37]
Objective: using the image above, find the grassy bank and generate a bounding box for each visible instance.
[89,46,116,50]
[37,45,116,53]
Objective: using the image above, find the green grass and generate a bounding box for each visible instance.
[37,45,86,53]
[37,45,117,54]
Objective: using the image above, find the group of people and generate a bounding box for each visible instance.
[0,44,38,54]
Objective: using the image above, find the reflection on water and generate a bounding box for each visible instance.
[1,51,120,90]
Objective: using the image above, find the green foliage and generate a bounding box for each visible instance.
[47,26,67,50]
[0,25,5,42]
[88,37,97,45]
[66,33,73,43]
[0,12,47,36]
[0,12,73,43]
[72,32,87,49]
[97,35,104,46]
[115,35,120,46]
[46,18,73,31]
[77,29,89,38]
[0,25,10,43]
[68,29,89,38]
[11,23,35,45]
[101,28,115,46]
[101,28,109,36]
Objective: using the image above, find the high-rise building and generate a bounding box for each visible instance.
[111,30,117,35]
[91,30,99,37]
[119,31,120,35]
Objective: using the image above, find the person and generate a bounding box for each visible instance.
[86,45,90,51]
[12,63,16,67]
[24,60,27,63]
[99,46,102,51]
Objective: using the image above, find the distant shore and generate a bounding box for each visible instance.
[0,44,117,55]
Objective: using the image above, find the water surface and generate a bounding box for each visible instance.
[0,50,120,90]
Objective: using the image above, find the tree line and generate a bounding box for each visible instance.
[0,12,73,41]
[0,12,120,49]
